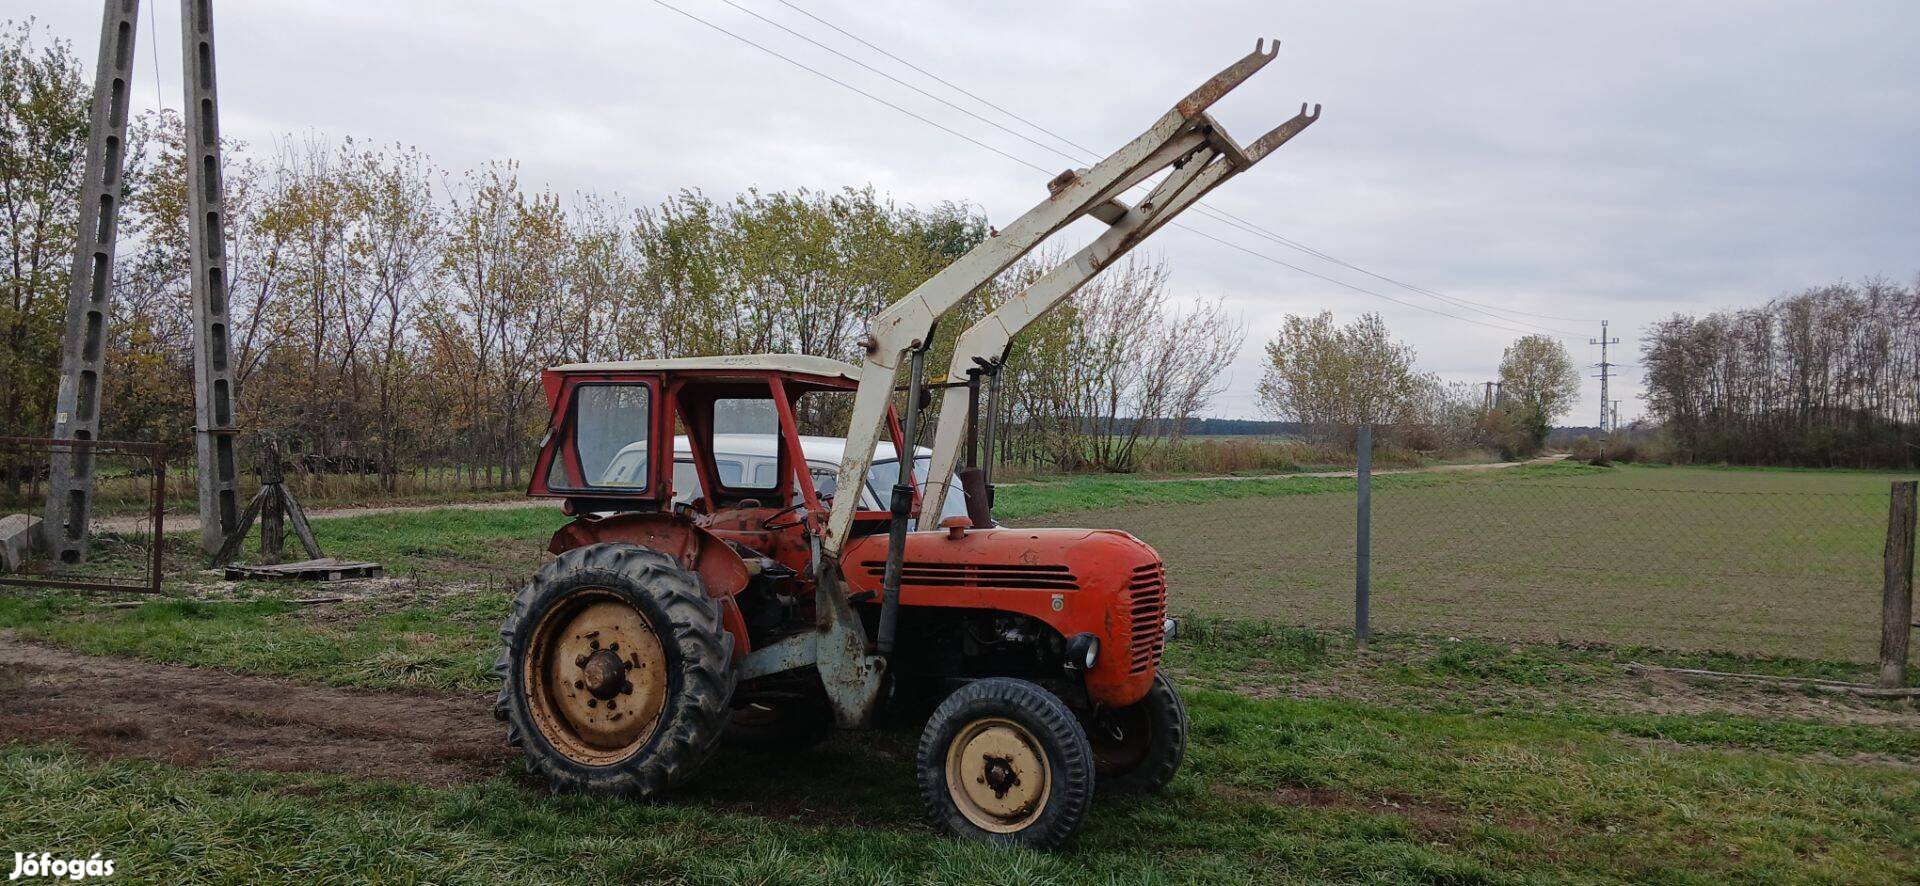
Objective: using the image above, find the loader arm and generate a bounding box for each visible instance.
[823,38,1298,558]
[917,103,1323,526]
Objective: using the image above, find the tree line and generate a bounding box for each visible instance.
[1642,278,1920,468]
[1256,309,1580,457]
[0,21,1235,491]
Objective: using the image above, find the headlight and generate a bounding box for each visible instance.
[1065,632,1099,672]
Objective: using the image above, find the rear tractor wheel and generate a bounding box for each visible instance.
[916,678,1094,850]
[494,543,735,796]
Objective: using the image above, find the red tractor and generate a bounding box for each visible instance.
[494,42,1318,848]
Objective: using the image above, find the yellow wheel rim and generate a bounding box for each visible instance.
[523,589,669,766]
[944,717,1051,833]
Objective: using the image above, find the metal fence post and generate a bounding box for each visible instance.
[1879,480,1916,688]
[1355,423,1371,650]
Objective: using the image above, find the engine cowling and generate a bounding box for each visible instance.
[842,526,1168,708]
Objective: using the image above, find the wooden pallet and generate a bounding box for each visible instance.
[224,558,383,582]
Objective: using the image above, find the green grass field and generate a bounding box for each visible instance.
[2,461,1917,882]
[1033,462,1908,662]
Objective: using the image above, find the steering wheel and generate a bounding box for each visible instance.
[760,493,830,532]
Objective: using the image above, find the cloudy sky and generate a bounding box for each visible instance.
[18,0,1919,423]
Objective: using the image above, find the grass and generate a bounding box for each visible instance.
[2,616,1917,883]
[0,590,508,692]
[990,459,1568,522]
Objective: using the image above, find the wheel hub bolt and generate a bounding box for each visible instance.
[981,754,1020,797]
[581,649,628,700]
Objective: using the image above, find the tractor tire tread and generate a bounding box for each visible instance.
[1097,670,1188,794]
[915,677,1094,850]
[496,543,734,797]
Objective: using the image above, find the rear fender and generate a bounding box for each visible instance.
[549,512,752,660]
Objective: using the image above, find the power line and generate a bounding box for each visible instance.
[647,0,1052,176]
[1171,222,1570,339]
[650,0,1572,340]
[773,0,1084,157]
[713,0,1086,167]
[770,0,1593,330]
[1184,205,1588,329]
[1167,205,1582,335]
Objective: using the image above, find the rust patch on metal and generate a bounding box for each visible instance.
[1174,38,1280,118]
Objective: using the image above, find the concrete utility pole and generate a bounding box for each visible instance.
[181,0,242,554]
[1590,320,1620,433]
[46,0,144,564]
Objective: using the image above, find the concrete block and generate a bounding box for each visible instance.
[0,513,43,572]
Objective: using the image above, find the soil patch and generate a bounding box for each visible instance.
[0,634,512,786]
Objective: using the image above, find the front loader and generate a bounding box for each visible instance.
[494,40,1318,849]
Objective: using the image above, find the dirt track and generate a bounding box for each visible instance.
[0,636,512,785]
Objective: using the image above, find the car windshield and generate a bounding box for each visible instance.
[670,452,973,523]
[869,456,971,523]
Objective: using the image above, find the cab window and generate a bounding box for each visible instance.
[549,384,652,492]
[710,398,779,492]
[672,459,702,502]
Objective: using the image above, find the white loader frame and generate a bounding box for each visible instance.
[823,38,1319,555]
[916,103,1321,525]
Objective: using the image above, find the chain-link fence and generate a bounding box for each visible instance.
[1049,440,1911,663]
[1365,461,1892,662]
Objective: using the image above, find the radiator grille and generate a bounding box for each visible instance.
[859,561,1080,591]
[1126,562,1168,674]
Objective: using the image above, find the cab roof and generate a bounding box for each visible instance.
[550,353,860,382]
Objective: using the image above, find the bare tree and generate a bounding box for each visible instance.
[1257,311,1428,445]
[1007,254,1243,472]
[1643,279,1919,467]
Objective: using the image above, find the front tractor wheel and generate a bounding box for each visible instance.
[494,543,734,796]
[916,678,1094,850]
[1087,670,1188,794]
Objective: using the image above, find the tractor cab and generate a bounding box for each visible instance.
[530,354,934,533]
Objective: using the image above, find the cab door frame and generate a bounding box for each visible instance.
[528,372,671,510]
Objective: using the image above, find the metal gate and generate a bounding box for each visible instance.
[0,436,166,593]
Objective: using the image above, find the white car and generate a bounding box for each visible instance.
[600,433,971,522]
